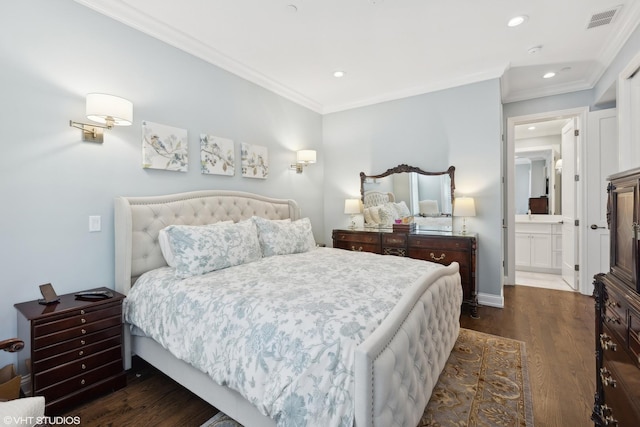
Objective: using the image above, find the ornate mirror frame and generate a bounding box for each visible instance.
[359,164,456,206]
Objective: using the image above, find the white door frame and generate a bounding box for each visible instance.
[505,106,590,295]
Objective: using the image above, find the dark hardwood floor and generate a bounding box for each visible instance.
[60,285,595,427]
[461,284,595,427]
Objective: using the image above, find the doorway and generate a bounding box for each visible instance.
[513,118,573,291]
[505,107,589,294]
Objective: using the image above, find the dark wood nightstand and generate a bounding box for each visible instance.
[14,287,126,414]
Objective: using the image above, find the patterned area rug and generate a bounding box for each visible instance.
[201,328,534,427]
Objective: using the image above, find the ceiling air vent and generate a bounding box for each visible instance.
[587,6,622,29]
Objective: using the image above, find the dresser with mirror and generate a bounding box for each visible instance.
[332,164,478,318]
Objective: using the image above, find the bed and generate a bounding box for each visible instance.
[114,190,462,427]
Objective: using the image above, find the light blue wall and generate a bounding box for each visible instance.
[323,79,504,301]
[0,0,323,367]
[594,23,640,104]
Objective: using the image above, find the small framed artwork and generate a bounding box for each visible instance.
[241,142,268,179]
[200,134,235,176]
[142,121,188,172]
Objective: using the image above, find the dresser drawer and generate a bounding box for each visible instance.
[34,345,122,391]
[34,331,121,372]
[407,247,469,267]
[333,231,380,244]
[38,359,123,403]
[381,233,407,247]
[601,329,640,426]
[604,289,628,346]
[408,236,470,252]
[34,304,121,337]
[34,315,122,349]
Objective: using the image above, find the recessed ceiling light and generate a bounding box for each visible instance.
[543,72,556,79]
[508,15,528,27]
[528,126,536,130]
[333,71,346,78]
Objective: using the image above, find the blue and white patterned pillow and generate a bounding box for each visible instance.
[252,216,316,257]
[163,220,262,278]
[159,221,233,267]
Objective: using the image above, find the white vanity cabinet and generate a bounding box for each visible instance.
[515,221,562,273]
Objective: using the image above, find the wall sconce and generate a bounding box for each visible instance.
[69,93,133,143]
[555,158,563,173]
[344,198,362,229]
[453,197,476,235]
[291,149,317,173]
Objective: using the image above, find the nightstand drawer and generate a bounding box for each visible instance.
[34,332,121,372]
[38,359,123,403]
[334,240,380,253]
[33,325,121,362]
[34,315,122,349]
[34,345,122,390]
[34,304,121,336]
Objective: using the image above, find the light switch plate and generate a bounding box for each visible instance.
[89,215,101,232]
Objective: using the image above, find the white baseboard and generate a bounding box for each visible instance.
[478,292,504,308]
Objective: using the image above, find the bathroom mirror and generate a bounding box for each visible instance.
[360,164,455,231]
[515,147,561,215]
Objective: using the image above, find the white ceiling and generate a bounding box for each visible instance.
[75,0,640,114]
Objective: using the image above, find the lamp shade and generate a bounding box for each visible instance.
[344,198,361,215]
[86,93,133,126]
[453,197,476,217]
[297,150,317,164]
[555,158,563,172]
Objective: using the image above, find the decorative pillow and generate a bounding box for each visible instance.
[252,216,316,257]
[393,201,411,218]
[378,203,398,226]
[158,221,233,267]
[163,220,262,278]
[363,207,375,224]
[369,207,382,224]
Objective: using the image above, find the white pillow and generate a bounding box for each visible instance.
[253,216,316,257]
[159,221,232,267]
[378,203,398,226]
[369,207,382,224]
[162,220,262,278]
[363,207,376,224]
[394,201,411,218]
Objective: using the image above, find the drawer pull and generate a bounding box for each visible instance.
[605,316,621,325]
[600,367,617,388]
[81,364,86,370]
[80,310,85,315]
[599,333,617,351]
[430,252,446,261]
[81,318,86,324]
[81,329,87,334]
[80,340,86,345]
[79,350,84,356]
[606,300,619,308]
[80,379,85,385]
[351,246,363,252]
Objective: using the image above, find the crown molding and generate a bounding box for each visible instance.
[74,0,324,114]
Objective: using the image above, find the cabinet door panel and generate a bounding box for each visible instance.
[515,234,531,266]
[530,234,552,268]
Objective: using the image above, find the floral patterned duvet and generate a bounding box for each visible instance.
[124,247,445,427]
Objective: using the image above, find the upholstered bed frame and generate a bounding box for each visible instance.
[114,190,461,427]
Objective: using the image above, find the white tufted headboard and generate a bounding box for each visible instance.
[114,190,300,295]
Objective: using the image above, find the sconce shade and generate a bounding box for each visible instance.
[344,198,361,214]
[86,93,133,127]
[296,150,317,164]
[555,158,563,172]
[453,197,476,217]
